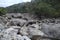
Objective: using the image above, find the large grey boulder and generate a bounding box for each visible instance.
[0,16,7,25]
[41,23,60,39]
[6,19,27,26]
[6,13,22,19]
[20,23,45,38]
[0,24,6,32]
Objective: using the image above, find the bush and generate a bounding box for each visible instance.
[0,7,7,16]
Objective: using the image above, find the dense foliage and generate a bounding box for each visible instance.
[0,7,7,16]
[6,0,60,18]
[30,0,60,18]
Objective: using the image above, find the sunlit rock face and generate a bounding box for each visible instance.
[20,23,45,38]
[0,13,60,40]
[0,26,31,40]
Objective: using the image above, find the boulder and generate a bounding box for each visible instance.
[1,26,31,40]
[0,16,7,25]
[7,19,27,26]
[0,24,6,32]
[20,23,45,38]
[41,23,60,39]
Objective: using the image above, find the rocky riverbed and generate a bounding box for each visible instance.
[0,13,60,40]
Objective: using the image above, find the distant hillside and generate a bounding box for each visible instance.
[6,2,30,13]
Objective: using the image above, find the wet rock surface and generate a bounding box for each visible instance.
[0,13,60,40]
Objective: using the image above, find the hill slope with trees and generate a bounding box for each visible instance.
[6,0,60,19]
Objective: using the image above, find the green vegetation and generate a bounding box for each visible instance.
[6,0,60,18]
[6,3,28,13]
[0,7,7,16]
[29,0,60,18]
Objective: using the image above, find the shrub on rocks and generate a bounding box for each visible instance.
[0,7,7,16]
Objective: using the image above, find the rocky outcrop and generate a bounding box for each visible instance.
[1,26,31,40]
[0,13,60,40]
